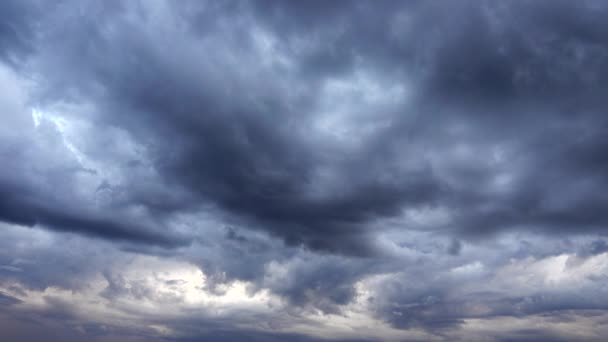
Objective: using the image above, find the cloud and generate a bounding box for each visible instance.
[2,0,608,341]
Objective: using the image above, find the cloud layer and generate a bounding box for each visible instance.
[1,1,608,341]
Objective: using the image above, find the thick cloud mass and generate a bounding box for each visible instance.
[2,1,608,341]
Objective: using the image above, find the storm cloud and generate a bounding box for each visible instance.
[2,1,608,341]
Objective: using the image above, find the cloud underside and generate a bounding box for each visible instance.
[1,0,608,341]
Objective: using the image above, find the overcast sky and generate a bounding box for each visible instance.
[2,1,608,341]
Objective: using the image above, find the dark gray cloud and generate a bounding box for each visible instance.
[2,0,608,341]
[0,186,187,247]
[2,0,608,251]
[0,0,42,66]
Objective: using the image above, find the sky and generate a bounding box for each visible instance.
[1,1,608,341]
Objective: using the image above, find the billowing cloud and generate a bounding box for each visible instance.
[1,0,608,341]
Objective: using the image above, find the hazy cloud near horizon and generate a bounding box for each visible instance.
[2,1,608,341]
